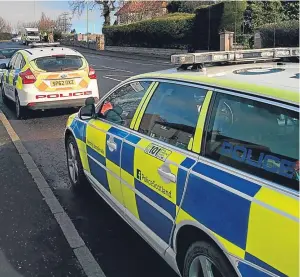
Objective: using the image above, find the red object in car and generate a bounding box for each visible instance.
[19,68,36,84]
[88,66,96,79]
[100,102,113,115]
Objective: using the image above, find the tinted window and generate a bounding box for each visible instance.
[99,81,151,128]
[27,32,39,36]
[205,93,299,191]
[13,54,22,69]
[20,57,25,69]
[139,82,206,150]
[8,54,17,69]
[35,56,83,72]
[0,49,18,59]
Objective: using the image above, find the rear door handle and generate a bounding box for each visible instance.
[157,167,176,183]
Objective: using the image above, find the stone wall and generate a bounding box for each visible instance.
[61,40,187,57]
[105,46,188,56]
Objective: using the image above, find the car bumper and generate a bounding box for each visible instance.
[26,99,88,110]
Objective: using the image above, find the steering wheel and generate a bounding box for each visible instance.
[214,101,234,134]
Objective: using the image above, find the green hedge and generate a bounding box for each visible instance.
[0,32,12,40]
[103,1,247,50]
[103,13,195,49]
[259,20,299,48]
[193,1,246,50]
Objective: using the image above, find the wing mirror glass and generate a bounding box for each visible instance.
[79,102,95,120]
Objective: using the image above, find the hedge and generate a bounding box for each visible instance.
[259,20,299,48]
[103,13,195,49]
[193,1,246,51]
[0,32,12,40]
[103,1,247,50]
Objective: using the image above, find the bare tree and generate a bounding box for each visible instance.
[22,20,39,28]
[69,0,122,26]
[56,12,72,33]
[0,16,12,33]
[39,12,56,33]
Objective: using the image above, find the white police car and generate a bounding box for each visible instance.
[0,43,99,119]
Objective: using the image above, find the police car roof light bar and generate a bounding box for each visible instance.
[29,42,61,48]
[171,47,300,68]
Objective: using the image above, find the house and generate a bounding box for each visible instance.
[115,1,168,25]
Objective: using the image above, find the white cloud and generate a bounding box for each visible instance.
[0,1,66,29]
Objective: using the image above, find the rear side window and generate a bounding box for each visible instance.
[35,55,83,72]
[205,92,299,191]
[139,82,206,151]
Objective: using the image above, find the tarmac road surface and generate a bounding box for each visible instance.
[0,41,178,277]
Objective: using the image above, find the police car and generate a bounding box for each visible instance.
[64,48,299,277]
[0,43,99,119]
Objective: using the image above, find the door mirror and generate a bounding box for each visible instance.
[79,104,95,120]
[0,63,7,70]
[85,96,95,106]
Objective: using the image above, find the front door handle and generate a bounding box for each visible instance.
[157,167,176,183]
[107,137,117,152]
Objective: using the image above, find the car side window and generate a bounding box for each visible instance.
[19,56,25,69]
[99,81,152,128]
[8,54,17,69]
[204,92,299,191]
[13,54,22,70]
[138,82,206,150]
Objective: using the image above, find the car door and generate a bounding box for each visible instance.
[182,91,299,277]
[85,80,154,214]
[120,81,209,254]
[3,53,18,100]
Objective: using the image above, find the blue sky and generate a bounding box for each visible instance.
[0,1,116,34]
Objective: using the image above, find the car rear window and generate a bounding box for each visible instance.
[35,55,83,72]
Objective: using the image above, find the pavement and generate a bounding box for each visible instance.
[62,44,172,61]
[0,115,86,277]
[0,41,178,277]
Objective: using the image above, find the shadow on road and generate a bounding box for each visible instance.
[0,250,24,277]
[3,99,78,120]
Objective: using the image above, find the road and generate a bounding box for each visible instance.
[0,41,178,277]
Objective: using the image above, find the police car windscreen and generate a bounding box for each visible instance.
[27,32,39,36]
[35,55,83,72]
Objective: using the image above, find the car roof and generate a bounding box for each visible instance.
[133,62,299,106]
[19,47,84,61]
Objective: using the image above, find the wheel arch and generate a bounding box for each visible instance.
[64,127,76,148]
[173,220,241,277]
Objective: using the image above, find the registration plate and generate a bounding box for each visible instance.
[50,79,75,87]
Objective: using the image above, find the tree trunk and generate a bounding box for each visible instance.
[103,1,110,26]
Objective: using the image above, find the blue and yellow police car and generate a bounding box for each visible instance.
[65,48,299,277]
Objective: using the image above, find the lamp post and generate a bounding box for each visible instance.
[86,2,89,43]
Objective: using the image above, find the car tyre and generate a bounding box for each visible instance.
[66,135,88,189]
[15,93,27,119]
[182,241,237,277]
